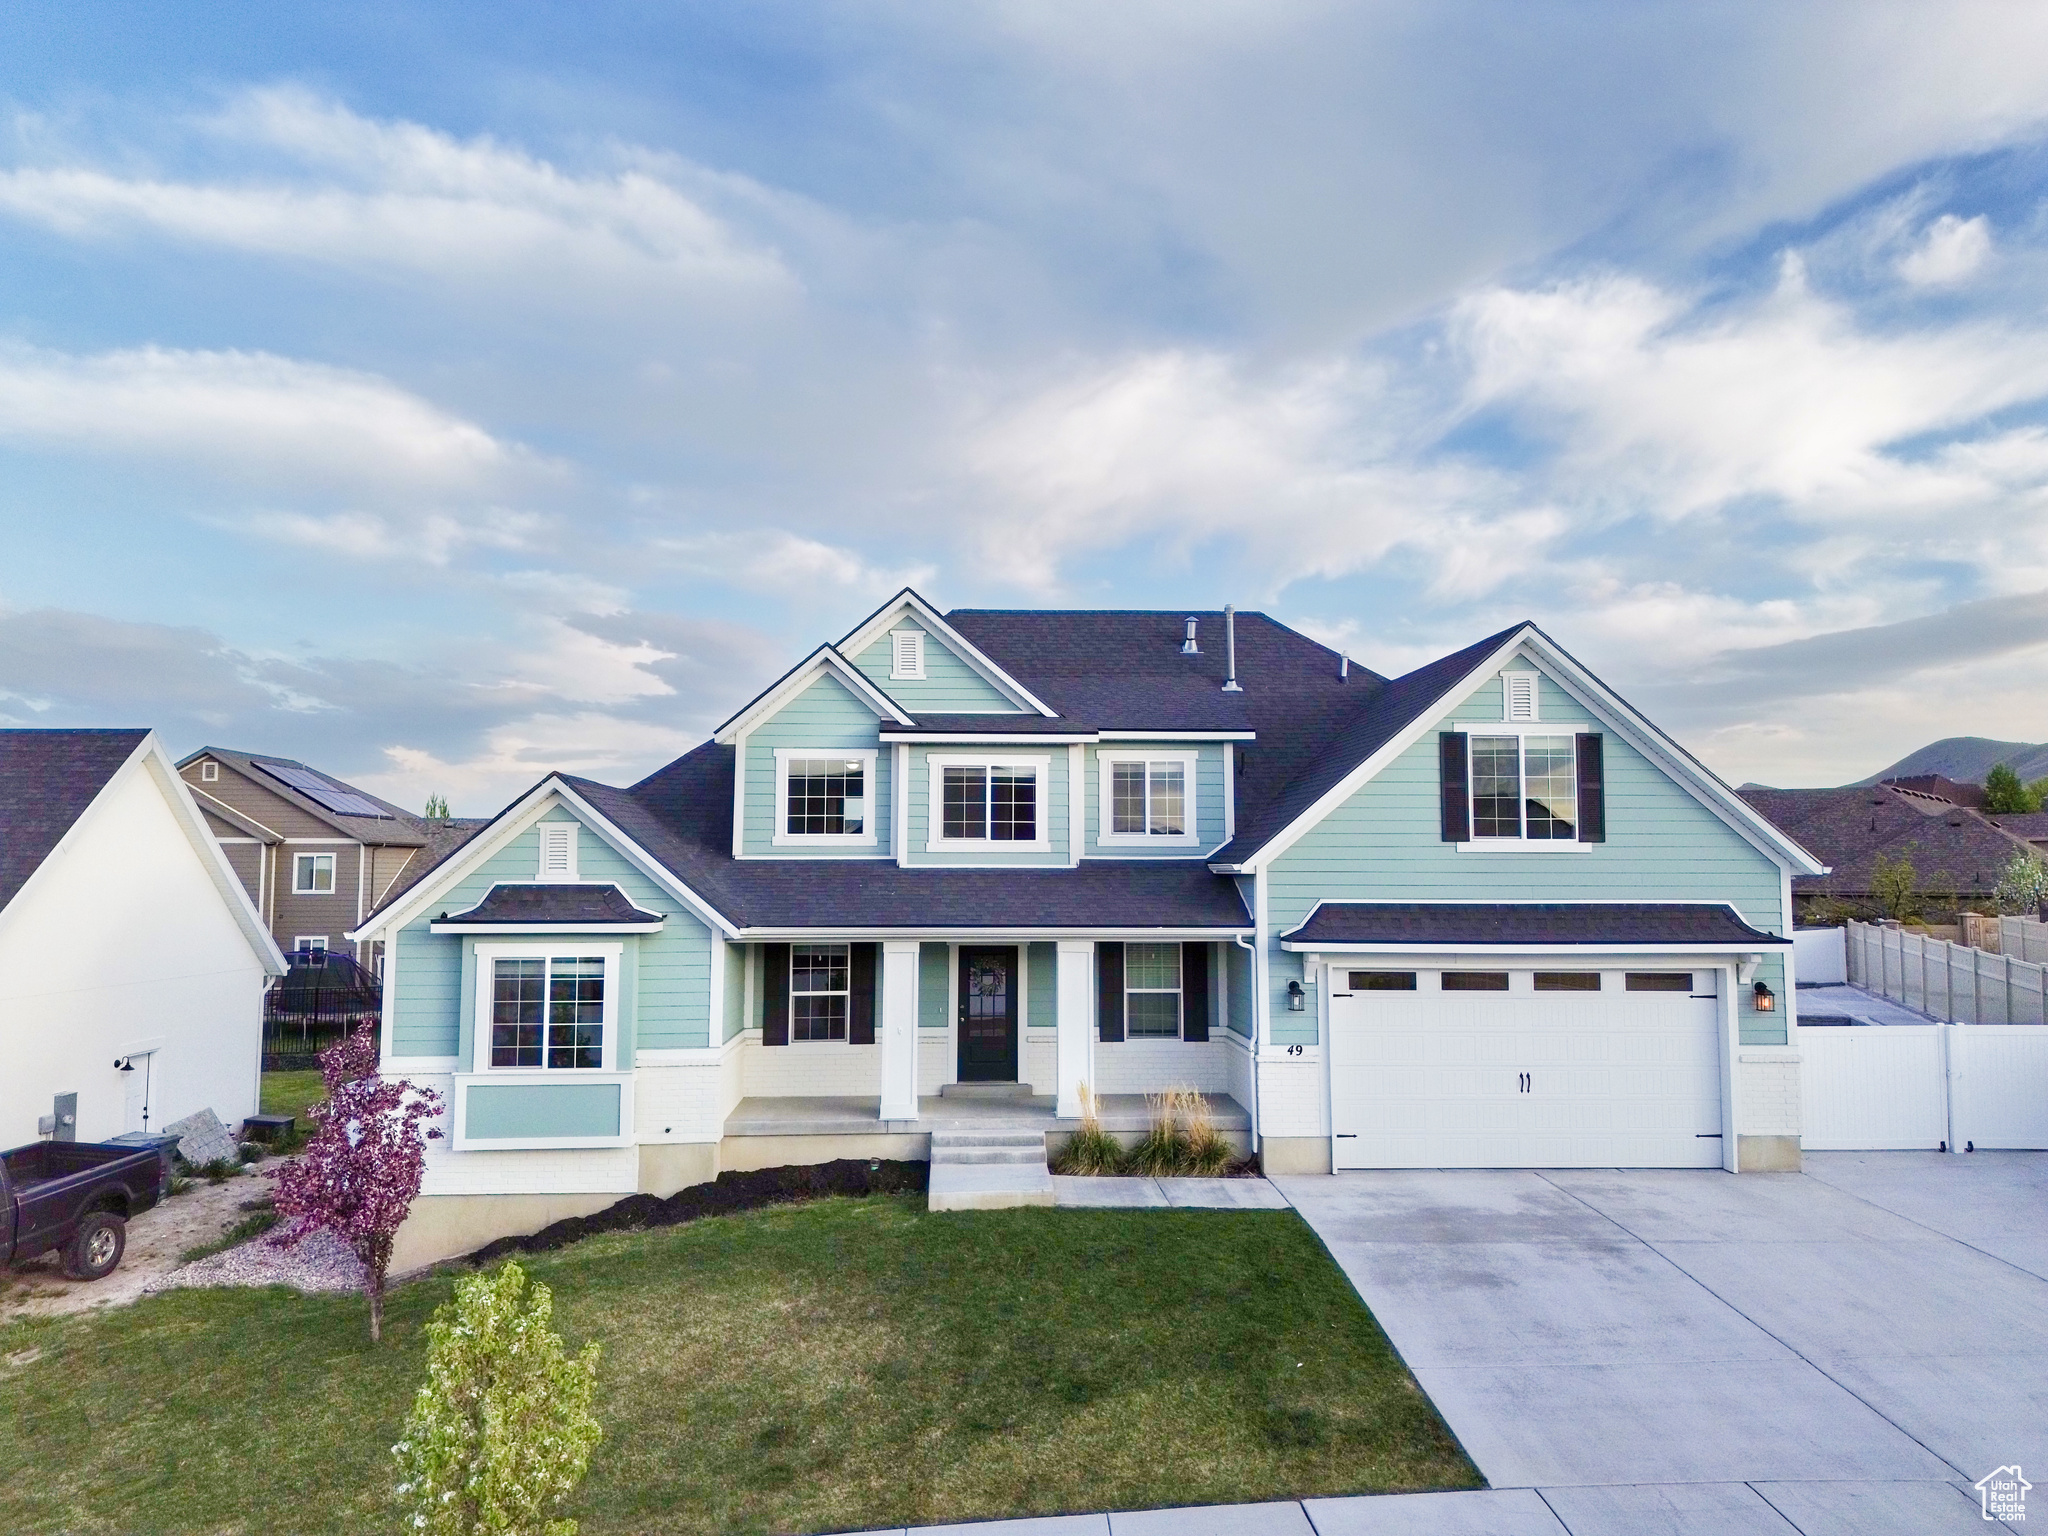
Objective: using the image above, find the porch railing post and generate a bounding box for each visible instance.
[1053,940,1094,1121]
[878,940,921,1122]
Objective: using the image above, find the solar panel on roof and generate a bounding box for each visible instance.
[258,761,394,818]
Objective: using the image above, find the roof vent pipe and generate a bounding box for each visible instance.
[1222,605,1243,692]
[1339,653,1349,681]
[1182,617,1200,655]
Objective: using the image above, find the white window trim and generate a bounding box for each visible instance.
[1124,941,1185,1041]
[926,754,1053,853]
[1456,728,1589,853]
[889,628,926,681]
[1503,669,1541,722]
[471,941,624,1074]
[1096,750,1200,847]
[536,821,579,882]
[292,935,329,952]
[450,1070,634,1151]
[293,851,337,895]
[772,748,880,847]
[200,760,218,781]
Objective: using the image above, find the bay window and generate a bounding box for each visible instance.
[473,944,620,1072]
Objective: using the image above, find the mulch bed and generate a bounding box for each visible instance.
[462,1159,931,1265]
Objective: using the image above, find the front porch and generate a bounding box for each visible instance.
[722,1089,1253,1141]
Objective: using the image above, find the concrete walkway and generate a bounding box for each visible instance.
[853,1152,2042,1535]
[1797,983,1936,1027]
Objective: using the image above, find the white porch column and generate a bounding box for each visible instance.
[1054,940,1094,1120]
[879,940,921,1121]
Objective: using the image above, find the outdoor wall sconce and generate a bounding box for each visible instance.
[1752,981,1776,1012]
[1287,980,1306,1012]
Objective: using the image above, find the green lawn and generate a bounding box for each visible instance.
[260,1068,326,1128]
[0,1198,1478,1535]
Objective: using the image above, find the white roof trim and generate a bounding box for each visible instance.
[349,780,740,942]
[1224,625,1826,877]
[1290,941,1787,954]
[712,643,913,744]
[837,588,1059,718]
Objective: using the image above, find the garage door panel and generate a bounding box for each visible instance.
[1329,974,1723,1171]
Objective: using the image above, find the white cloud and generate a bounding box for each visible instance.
[1898,212,1994,285]
[0,87,793,300]
[653,528,936,597]
[357,710,702,815]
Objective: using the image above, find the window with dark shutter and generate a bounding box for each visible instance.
[1181,941,1210,1042]
[1576,733,1606,843]
[1096,941,1125,1042]
[1439,732,1470,842]
[762,942,790,1046]
[848,942,878,1044]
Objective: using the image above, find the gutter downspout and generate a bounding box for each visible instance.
[1233,932,1261,1154]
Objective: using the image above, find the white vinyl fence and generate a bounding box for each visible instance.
[1844,921,2048,1024]
[1802,1023,2048,1151]
[1998,915,2048,965]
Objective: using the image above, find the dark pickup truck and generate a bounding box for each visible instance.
[1,1140,168,1281]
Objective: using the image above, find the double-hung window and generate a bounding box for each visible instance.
[791,943,850,1041]
[482,949,615,1070]
[773,749,877,847]
[928,755,1050,851]
[293,852,336,894]
[1468,734,1577,842]
[1124,942,1183,1038]
[1098,752,1198,846]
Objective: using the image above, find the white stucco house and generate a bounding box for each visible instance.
[0,729,287,1148]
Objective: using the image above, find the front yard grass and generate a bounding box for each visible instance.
[0,1197,1478,1535]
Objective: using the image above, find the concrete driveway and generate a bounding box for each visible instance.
[1277,1152,2048,1535]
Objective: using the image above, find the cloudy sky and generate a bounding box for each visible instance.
[5,3,2048,812]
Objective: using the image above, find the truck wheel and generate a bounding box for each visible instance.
[63,1212,126,1281]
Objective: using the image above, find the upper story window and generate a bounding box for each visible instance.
[537,822,579,881]
[791,943,850,1041]
[293,852,336,895]
[928,755,1049,851]
[1470,734,1577,840]
[1098,751,1199,847]
[774,749,878,847]
[199,760,219,782]
[890,629,926,680]
[478,947,618,1071]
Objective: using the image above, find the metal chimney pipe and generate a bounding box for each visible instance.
[1340,652,1349,680]
[1222,604,1243,691]
[1182,617,1200,655]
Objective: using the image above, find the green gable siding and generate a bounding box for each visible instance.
[1265,661,1789,1047]
[465,1081,621,1140]
[722,942,747,1043]
[902,743,1070,866]
[741,672,891,859]
[919,942,950,1028]
[851,616,1021,713]
[1027,941,1057,1027]
[1082,742,1230,856]
[1225,932,1253,1039]
[390,805,714,1063]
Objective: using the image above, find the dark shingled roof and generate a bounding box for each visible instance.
[1739,784,2031,897]
[440,883,663,926]
[0,729,148,914]
[1282,901,1788,947]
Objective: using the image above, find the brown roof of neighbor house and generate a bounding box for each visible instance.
[1739,783,2036,898]
[0,729,148,913]
[1879,773,1986,808]
[177,746,430,846]
[1987,811,2048,845]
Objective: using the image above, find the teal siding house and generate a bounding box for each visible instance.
[354,591,1826,1268]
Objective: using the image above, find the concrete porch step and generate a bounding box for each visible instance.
[937,1082,1036,1099]
[932,1146,1047,1166]
[929,1128,1048,1149]
[928,1161,1056,1211]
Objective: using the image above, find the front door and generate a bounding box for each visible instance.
[957,946,1019,1082]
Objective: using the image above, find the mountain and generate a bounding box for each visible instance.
[1859,737,2048,786]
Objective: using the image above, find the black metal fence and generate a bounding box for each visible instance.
[263,949,382,1069]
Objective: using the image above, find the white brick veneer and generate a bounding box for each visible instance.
[1094,1038,1228,1094]
[1023,1033,1057,1094]
[1738,1055,1802,1137]
[917,1033,951,1094]
[1257,1055,1327,1137]
[739,1036,882,1096]
[634,1063,724,1142]
[1224,1034,1255,1112]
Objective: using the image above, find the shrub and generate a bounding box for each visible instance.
[1172,1087,1234,1177]
[1871,853,1918,921]
[1123,1091,1186,1177]
[393,1260,602,1536]
[1050,1083,1124,1175]
[1996,850,2048,915]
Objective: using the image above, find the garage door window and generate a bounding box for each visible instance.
[1349,970,1417,991]
[1625,972,1694,991]
[1534,971,1601,991]
[1442,971,1510,991]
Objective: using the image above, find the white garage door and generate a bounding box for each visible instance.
[1328,965,1724,1169]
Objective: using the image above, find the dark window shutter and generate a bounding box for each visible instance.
[1096,941,1125,1042]
[762,942,790,1046]
[848,942,878,1044]
[1439,732,1470,842]
[1576,733,1606,844]
[1181,941,1210,1042]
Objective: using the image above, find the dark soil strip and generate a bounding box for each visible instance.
[462,1159,931,1265]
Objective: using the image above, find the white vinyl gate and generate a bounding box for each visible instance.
[1801,1023,2048,1151]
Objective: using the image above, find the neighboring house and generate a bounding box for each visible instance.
[174,746,486,968]
[1740,781,2035,916]
[353,592,1823,1268]
[1,730,286,1146]
[1985,810,2048,855]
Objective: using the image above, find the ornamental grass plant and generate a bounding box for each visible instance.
[1049,1083,1124,1175]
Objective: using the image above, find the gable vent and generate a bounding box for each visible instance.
[890,629,926,681]
[1504,671,1539,722]
[537,822,578,882]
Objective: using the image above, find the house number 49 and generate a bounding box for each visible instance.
[1287,1044,1304,1056]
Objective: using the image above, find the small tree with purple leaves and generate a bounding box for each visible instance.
[272,1022,444,1342]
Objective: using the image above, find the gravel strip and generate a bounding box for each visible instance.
[149,1225,365,1295]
